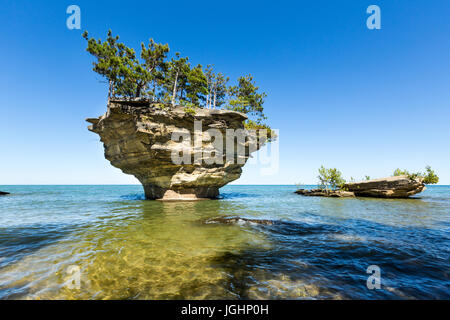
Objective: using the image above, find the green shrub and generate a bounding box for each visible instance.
[317,166,346,191]
[423,166,439,184]
[393,166,439,184]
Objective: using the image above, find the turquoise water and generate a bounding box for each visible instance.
[0,185,449,299]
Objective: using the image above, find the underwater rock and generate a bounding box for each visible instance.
[205,217,275,225]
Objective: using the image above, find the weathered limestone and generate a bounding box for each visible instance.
[295,175,426,199]
[87,100,263,200]
[344,175,426,198]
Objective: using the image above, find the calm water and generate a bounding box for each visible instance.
[0,185,449,299]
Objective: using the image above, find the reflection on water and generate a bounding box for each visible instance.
[0,185,449,299]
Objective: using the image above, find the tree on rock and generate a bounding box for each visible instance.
[228,74,267,124]
[140,39,169,100]
[211,72,229,109]
[82,30,271,134]
[317,166,346,192]
[164,53,190,106]
[186,64,208,106]
[83,30,150,99]
[82,30,122,98]
[393,166,439,184]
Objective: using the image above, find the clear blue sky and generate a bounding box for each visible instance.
[1,0,449,185]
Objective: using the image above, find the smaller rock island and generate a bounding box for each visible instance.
[0,191,10,196]
[295,176,426,199]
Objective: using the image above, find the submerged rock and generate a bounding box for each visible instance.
[87,100,264,200]
[0,191,10,196]
[205,217,275,225]
[344,175,426,198]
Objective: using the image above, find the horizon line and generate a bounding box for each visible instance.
[1,184,449,186]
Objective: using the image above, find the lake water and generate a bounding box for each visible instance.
[0,185,449,299]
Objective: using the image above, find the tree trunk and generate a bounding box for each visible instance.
[213,83,217,109]
[108,80,112,98]
[152,79,156,101]
[136,82,142,98]
[171,71,179,106]
[206,79,211,108]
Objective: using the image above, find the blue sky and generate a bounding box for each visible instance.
[1,0,449,185]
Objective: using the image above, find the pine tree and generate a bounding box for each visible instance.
[82,30,122,98]
[83,30,150,99]
[211,72,229,109]
[228,74,267,123]
[186,64,208,106]
[82,30,270,129]
[205,65,214,108]
[164,53,190,106]
[140,39,170,100]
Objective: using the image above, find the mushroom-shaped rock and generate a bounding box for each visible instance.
[87,100,265,200]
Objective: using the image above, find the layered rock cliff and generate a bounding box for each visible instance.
[87,100,264,200]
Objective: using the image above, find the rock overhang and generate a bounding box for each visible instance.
[87,100,264,200]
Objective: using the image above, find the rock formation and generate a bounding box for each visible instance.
[295,189,355,198]
[87,100,264,200]
[295,176,426,199]
[344,175,426,198]
[0,191,10,196]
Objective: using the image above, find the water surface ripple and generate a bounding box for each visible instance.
[0,185,449,299]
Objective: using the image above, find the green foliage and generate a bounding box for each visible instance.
[83,31,271,130]
[205,65,229,109]
[244,120,276,142]
[423,166,439,184]
[393,166,439,184]
[180,101,197,115]
[227,75,267,123]
[183,107,197,115]
[365,175,371,181]
[393,168,420,180]
[317,166,346,191]
[140,38,169,100]
[82,30,151,99]
[393,168,410,177]
[186,65,208,106]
